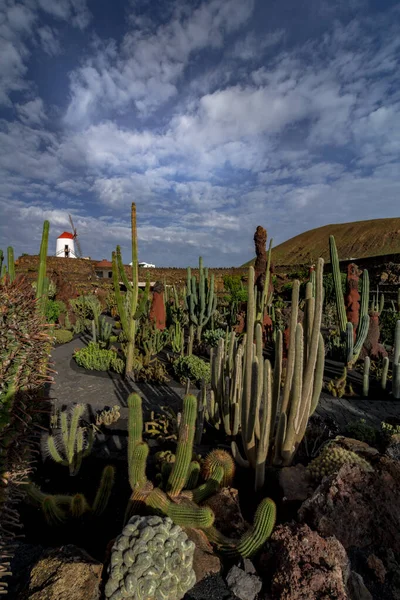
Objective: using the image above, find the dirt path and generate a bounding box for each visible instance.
[48,337,400,432]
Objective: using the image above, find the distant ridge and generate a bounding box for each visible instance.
[242,218,400,267]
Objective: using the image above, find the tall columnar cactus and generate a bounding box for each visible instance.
[36,220,50,316]
[44,404,94,476]
[329,235,369,368]
[112,203,141,377]
[363,356,370,397]
[232,259,325,486]
[185,257,217,353]
[392,320,400,399]
[7,247,15,283]
[208,331,245,436]
[124,392,276,557]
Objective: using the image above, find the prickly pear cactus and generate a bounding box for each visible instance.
[105,515,196,600]
[307,443,373,481]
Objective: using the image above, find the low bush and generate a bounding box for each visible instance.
[203,328,226,347]
[74,342,124,374]
[53,329,73,344]
[45,299,66,324]
[173,354,211,387]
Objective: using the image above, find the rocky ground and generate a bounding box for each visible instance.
[7,338,400,599]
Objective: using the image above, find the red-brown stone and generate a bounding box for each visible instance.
[345,263,361,342]
[149,281,166,330]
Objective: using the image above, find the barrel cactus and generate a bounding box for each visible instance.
[105,515,196,600]
[307,443,373,481]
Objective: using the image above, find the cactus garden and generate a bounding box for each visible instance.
[3,205,400,600]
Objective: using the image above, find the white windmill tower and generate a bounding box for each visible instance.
[55,215,83,258]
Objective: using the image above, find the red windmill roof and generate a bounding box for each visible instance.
[58,231,74,240]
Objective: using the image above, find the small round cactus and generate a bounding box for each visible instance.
[307,443,373,481]
[201,449,235,487]
[105,515,196,600]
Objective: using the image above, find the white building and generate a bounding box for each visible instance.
[55,232,77,258]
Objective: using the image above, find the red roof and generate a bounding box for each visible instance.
[96,259,113,268]
[58,231,74,240]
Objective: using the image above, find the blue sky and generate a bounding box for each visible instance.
[0,0,399,267]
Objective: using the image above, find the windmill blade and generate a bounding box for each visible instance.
[75,235,83,258]
[68,214,77,236]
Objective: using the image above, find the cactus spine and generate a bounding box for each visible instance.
[329,235,369,367]
[45,404,93,476]
[185,257,217,351]
[112,203,139,377]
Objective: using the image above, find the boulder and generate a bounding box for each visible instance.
[17,545,102,600]
[226,565,262,600]
[184,528,221,583]
[279,464,314,504]
[266,523,349,600]
[298,459,400,554]
[204,487,249,539]
[347,571,373,600]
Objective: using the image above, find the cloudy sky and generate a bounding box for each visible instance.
[0,0,399,267]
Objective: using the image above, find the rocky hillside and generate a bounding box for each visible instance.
[243,218,400,267]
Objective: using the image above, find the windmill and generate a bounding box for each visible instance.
[68,214,83,258]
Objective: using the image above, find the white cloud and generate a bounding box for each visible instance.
[64,0,255,125]
[37,25,61,55]
[16,97,47,125]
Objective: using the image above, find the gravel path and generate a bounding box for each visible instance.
[48,337,400,431]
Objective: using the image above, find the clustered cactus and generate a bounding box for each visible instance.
[306,443,373,481]
[43,404,93,475]
[123,392,276,559]
[329,235,370,368]
[185,257,217,353]
[227,259,325,489]
[96,405,121,427]
[105,515,196,600]
[27,465,115,524]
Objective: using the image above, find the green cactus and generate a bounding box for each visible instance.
[381,356,389,391]
[124,393,276,557]
[363,356,370,397]
[105,515,196,600]
[36,220,50,316]
[209,331,244,436]
[307,443,373,481]
[201,449,235,488]
[44,404,93,476]
[393,320,400,399]
[7,247,15,283]
[26,465,115,524]
[329,235,369,367]
[205,497,276,558]
[112,203,142,377]
[232,258,325,486]
[185,257,217,352]
[166,395,197,497]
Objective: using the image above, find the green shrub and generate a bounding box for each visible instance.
[173,355,211,387]
[203,328,226,347]
[45,299,66,324]
[345,418,378,446]
[380,310,400,346]
[74,342,125,374]
[53,329,73,344]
